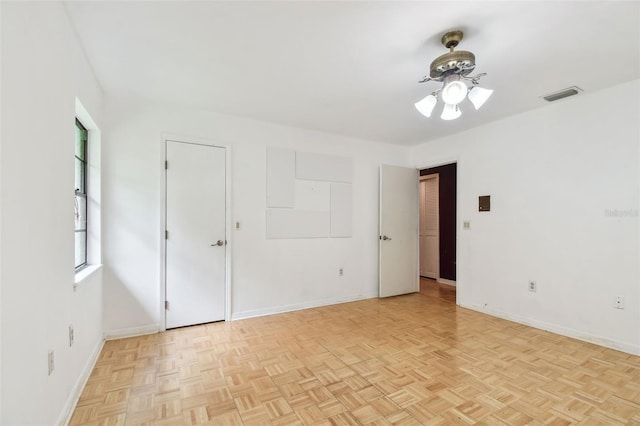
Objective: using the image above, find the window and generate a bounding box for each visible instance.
[75,119,88,270]
[74,98,102,284]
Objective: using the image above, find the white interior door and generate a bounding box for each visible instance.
[166,141,226,329]
[379,165,419,297]
[420,174,439,279]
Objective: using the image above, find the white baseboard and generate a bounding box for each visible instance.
[437,278,456,287]
[57,337,105,426]
[460,303,640,356]
[104,324,160,340]
[231,292,379,321]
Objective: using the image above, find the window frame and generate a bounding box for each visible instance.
[75,118,89,271]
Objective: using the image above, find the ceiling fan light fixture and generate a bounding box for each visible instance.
[468,86,493,110]
[441,75,467,105]
[415,30,492,121]
[441,103,461,120]
[414,94,438,117]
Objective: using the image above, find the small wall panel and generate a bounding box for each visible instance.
[294,180,330,211]
[330,183,352,237]
[266,147,295,208]
[295,152,353,183]
[266,209,330,239]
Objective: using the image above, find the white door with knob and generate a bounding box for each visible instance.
[379,165,419,297]
[165,140,226,328]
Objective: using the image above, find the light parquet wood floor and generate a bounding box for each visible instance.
[70,288,640,425]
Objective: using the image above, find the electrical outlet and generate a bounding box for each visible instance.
[528,281,536,292]
[614,296,625,310]
[339,268,344,277]
[48,351,55,376]
[69,324,74,347]
[463,221,470,230]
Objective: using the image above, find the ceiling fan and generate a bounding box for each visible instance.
[415,30,493,120]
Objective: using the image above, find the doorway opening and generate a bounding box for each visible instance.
[419,163,457,301]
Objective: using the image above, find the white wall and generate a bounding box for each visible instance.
[0,2,105,424]
[411,79,640,354]
[102,97,409,335]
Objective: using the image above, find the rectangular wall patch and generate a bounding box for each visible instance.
[266,147,295,208]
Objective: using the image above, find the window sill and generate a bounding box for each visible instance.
[74,264,102,288]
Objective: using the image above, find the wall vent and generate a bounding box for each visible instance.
[542,86,583,102]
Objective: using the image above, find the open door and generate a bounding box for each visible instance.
[379,165,419,297]
[420,174,439,279]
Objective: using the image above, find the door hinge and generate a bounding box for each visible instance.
[165,300,169,310]
[165,160,168,170]
[165,230,168,239]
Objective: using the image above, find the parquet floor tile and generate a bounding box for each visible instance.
[70,279,640,425]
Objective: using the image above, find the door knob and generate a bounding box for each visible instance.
[211,240,224,246]
[381,235,392,241]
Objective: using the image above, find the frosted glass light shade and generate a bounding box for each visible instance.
[414,94,437,117]
[441,103,461,120]
[468,86,493,110]
[441,80,467,105]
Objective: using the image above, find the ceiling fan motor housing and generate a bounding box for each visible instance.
[429,30,476,79]
[430,50,476,78]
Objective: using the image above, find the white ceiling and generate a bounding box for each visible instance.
[64,1,640,146]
